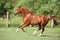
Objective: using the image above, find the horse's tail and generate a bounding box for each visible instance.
[53,19,59,25]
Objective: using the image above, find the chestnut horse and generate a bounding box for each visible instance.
[14,6,59,36]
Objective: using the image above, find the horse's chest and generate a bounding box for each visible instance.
[23,14,31,22]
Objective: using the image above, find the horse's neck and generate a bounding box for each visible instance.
[20,8,33,18]
[21,11,26,18]
[20,11,30,18]
[23,7,33,15]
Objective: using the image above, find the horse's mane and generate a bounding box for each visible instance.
[21,6,34,15]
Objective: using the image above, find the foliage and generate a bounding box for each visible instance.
[0,0,60,26]
[12,0,60,16]
[0,0,60,15]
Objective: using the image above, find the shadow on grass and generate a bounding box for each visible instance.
[40,34,60,38]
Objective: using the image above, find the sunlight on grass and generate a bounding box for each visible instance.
[0,27,60,40]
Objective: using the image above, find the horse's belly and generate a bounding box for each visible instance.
[31,16,41,24]
[31,19,40,24]
[31,22,39,24]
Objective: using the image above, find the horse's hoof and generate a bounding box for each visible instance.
[38,34,42,36]
[16,30,18,32]
[16,28,19,32]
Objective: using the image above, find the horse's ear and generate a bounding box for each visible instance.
[18,6,21,8]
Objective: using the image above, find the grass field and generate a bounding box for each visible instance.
[0,27,60,40]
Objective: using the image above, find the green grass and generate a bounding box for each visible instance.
[0,27,60,40]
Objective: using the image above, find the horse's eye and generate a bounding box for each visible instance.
[17,9,19,11]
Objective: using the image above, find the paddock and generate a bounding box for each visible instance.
[0,27,60,40]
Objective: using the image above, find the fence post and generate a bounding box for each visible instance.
[6,11,9,27]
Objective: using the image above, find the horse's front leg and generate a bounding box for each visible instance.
[21,23,28,32]
[16,22,29,32]
[16,24,24,32]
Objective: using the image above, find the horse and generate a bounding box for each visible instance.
[14,6,59,36]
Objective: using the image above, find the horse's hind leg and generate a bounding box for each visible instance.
[38,26,45,36]
[33,24,41,35]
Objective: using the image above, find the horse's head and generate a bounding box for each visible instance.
[14,6,23,15]
[48,15,59,25]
